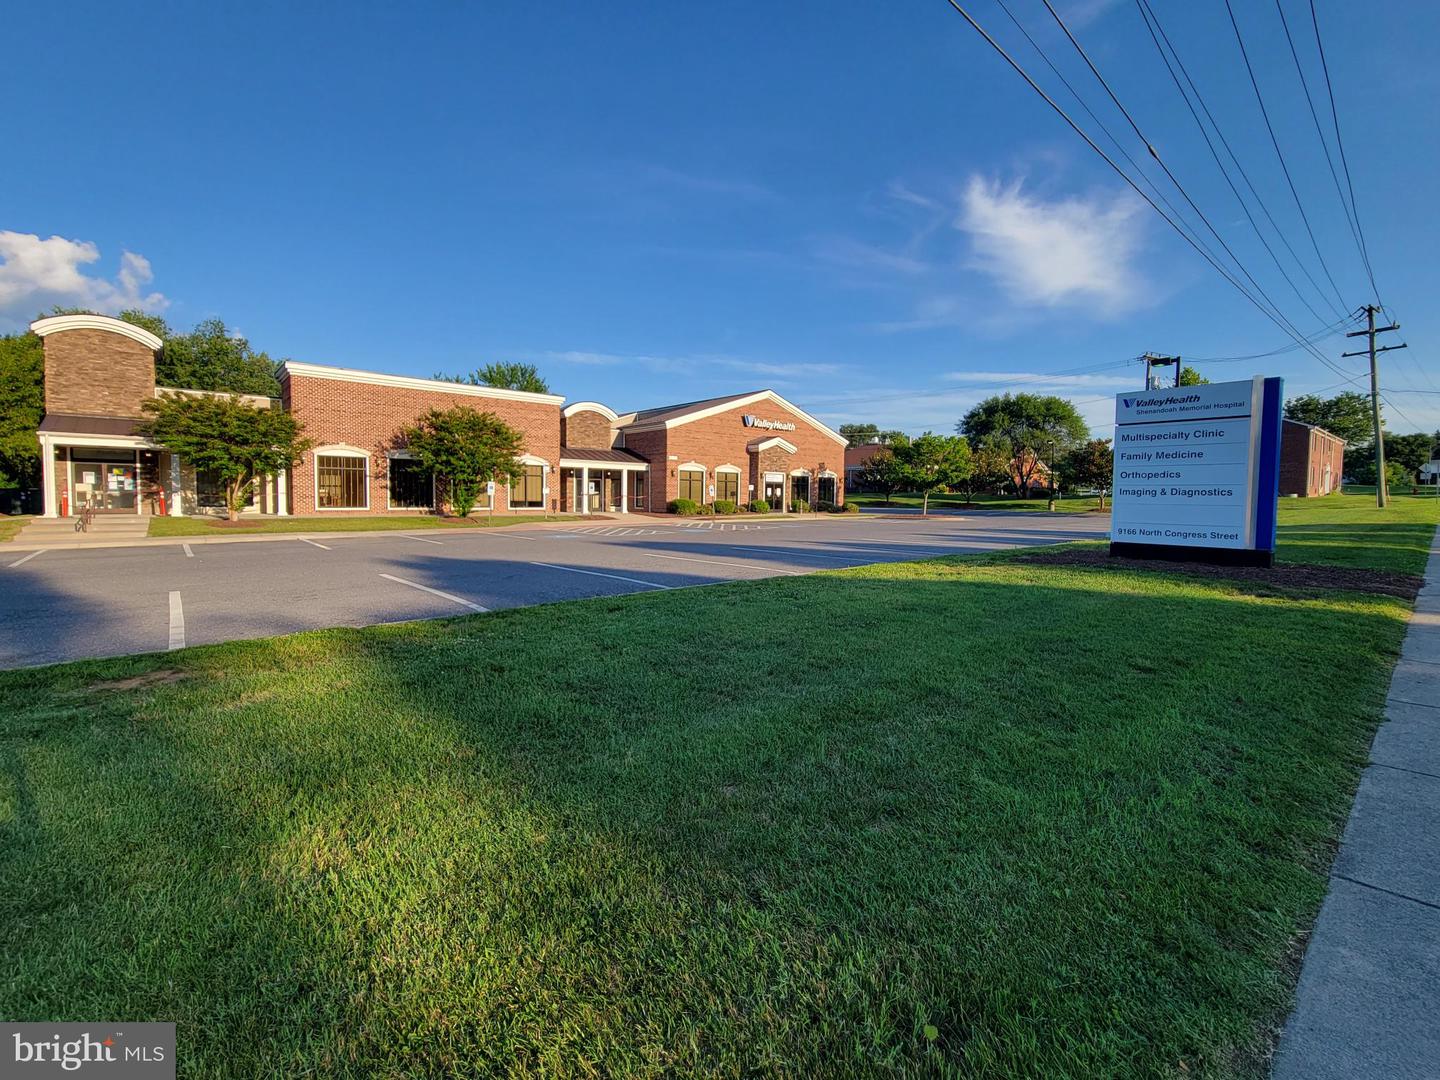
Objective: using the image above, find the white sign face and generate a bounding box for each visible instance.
[1111,379,1263,550]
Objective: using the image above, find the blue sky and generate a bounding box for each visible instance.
[3,0,1436,436]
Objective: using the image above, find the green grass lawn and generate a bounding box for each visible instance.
[849,491,1105,513]
[0,515,30,542]
[1276,492,1437,574]
[1,497,1429,1076]
[147,512,580,537]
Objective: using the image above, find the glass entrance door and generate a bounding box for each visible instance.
[587,475,602,512]
[72,456,138,512]
[763,476,785,508]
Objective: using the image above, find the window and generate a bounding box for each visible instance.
[387,458,433,509]
[196,468,254,510]
[510,464,545,508]
[316,454,368,509]
[791,474,810,506]
[677,468,704,503]
[716,471,739,503]
[818,475,837,504]
[632,471,647,510]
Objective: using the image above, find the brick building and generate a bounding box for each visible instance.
[844,443,889,493]
[31,313,846,518]
[1279,419,1345,497]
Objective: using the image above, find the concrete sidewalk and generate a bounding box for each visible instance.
[1272,535,1440,1079]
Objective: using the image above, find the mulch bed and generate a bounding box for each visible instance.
[1015,548,1423,599]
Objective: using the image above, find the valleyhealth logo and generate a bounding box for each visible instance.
[5,1024,174,1078]
[741,414,796,432]
[1122,393,1201,409]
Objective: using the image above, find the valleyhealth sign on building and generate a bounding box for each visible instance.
[1110,376,1283,567]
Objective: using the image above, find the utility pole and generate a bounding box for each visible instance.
[1343,305,1407,508]
[1141,353,1181,390]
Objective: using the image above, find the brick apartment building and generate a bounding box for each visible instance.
[30,313,846,518]
[1279,419,1345,497]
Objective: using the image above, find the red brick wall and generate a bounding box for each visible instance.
[1280,421,1345,497]
[282,373,562,514]
[623,400,845,510]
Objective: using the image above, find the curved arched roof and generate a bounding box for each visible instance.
[562,400,619,421]
[29,313,163,352]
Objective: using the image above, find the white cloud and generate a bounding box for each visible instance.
[958,177,1147,314]
[0,231,168,328]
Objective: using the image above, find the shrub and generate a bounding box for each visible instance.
[814,500,838,513]
[838,500,860,514]
[668,498,700,516]
[696,503,716,515]
[713,500,740,515]
[748,499,770,514]
[789,500,810,513]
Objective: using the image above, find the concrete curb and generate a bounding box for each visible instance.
[1271,532,1440,1079]
[0,512,842,553]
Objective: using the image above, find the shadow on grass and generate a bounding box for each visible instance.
[0,561,1415,1076]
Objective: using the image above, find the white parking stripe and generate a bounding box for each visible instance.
[642,552,802,575]
[183,543,194,558]
[804,537,959,555]
[400,534,444,545]
[168,591,185,650]
[378,573,488,611]
[7,549,45,568]
[701,544,855,562]
[529,562,670,589]
[298,538,331,550]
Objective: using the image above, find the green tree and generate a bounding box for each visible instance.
[1284,391,1376,446]
[894,432,972,516]
[855,443,910,503]
[958,393,1089,498]
[1177,366,1209,386]
[839,423,906,447]
[952,436,1011,504]
[0,331,45,488]
[1348,456,1411,491]
[436,362,550,395]
[399,407,527,517]
[1059,438,1114,509]
[156,318,282,397]
[1384,433,1435,480]
[115,308,173,340]
[138,394,311,521]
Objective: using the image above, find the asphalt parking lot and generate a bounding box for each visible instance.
[0,512,1109,668]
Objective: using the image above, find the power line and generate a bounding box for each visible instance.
[1182,312,1358,362]
[977,0,1360,385]
[937,0,1361,396]
[989,0,1230,278]
[1134,0,1341,325]
[1308,0,1382,303]
[1036,0,1311,334]
[1223,0,1350,313]
[1273,0,1372,298]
